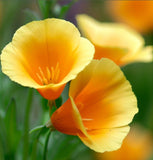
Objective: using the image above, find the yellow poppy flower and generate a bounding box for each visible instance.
[51,58,138,152]
[76,14,152,66]
[106,0,153,33]
[1,18,94,100]
[97,126,153,160]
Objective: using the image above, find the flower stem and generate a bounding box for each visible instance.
[48,100,56,116]
[23,88,33,160]
[31,130,42,160]
[43,130,51,160]
[31,126,47,160]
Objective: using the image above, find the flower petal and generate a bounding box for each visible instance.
[106,0,153,33]
[1,42,39,87]
[94,46,128,65]
[60,37,95,85]
[100,125,153,160]
[76,14,151,66]
[51,96,87,136]
[76,14,144,54]
[37,84,65,100]
[79,126,130,153]
[70,58,138,129]
[121,46,153,64]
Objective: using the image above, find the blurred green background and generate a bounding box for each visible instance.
[0,0,153,160]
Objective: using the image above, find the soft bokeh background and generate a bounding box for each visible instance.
[0,0,153,160]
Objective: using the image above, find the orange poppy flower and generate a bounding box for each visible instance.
[51,58,138,152]
[106,0,153,33]
[76,14,152,66]
[1,18,94,100]
[97,126,153,160]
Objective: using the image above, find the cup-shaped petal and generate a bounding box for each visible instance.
[97,126,153,160]
[51,58,138,152]
[76,14,152,66]
[1,18,94,100]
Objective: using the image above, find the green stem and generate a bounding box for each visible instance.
[23,89,33,160]
[31,126,46,160]
[43,131,51,160]
[48,100,55,116]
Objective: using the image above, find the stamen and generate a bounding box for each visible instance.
[46,67,51,81]
[51,66,54,82]
[36,63,60,85]
[38,67,48,84]
[36,73,44,85]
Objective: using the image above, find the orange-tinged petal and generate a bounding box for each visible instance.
[51,98,80,135]
[79,126,130,153]
[121,46,153,65]
[1,18,94,100]
[94,46,128,65]
[51,96,87,136]
[51,58,138,152]
[76,14,152,66]
[60,37,95,84]
[76,14,143,52]
[106,0,153,33]
[1,42,39,87]
[98,126,153,160]
[70,59,138,129]
[37,84,65,100]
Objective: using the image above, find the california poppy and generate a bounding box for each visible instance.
[106,0,153,33]
[1,18,94,100]
[51,58,138,152]
[76,14,152,66]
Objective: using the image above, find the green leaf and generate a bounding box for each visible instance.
[5,98,17,132]
[23,88,33,160]
[31,126,49,160]
[29,125,45,134]
[4,98,21,152]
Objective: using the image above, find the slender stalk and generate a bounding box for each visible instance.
[43,131,51,160]
[48,100,55,116]
[23,89,33,160]
[31,126,46,160]
[31,133,41,160]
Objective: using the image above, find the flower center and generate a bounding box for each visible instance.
[36,63,60,85]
